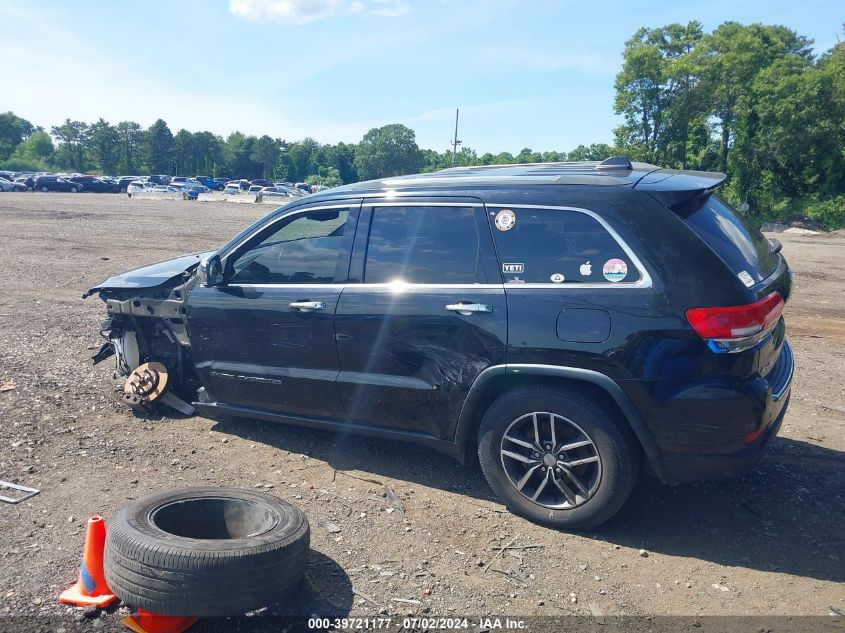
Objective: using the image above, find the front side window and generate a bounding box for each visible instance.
[229,208,350,284]
[489,206,641,284]
[364,206,481,284]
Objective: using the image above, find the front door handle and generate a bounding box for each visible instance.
[445,302,494,315]
[289,300,326,311]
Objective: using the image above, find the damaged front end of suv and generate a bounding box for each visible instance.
[84,252,212,414]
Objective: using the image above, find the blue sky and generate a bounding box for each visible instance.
[2,0,841,154]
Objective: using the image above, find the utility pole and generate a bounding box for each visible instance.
[451,108,461,166]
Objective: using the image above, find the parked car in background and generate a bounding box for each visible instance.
[117,176,140,193]
[194,176,219,190]
[14,176,35,191]
[170,177,189,187]
[34,176,83,192]
[68,176,120,193]
[0,177,26,192]
[186,184,210,200]
[165,182,208,200]
[259,186,296,198]
[213,178,230,190]
[126,181,156,197]
[249,179,273,188]
[294,182,313,194]
[223,182,241,195]
[149,175,171,186]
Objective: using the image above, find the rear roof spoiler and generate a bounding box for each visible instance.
[634,169,727,211]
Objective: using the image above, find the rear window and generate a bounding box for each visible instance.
[489,207,642,285]
[684,196,779,285]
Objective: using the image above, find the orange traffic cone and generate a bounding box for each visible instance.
[58,516,118,607]
[122,609,198,633]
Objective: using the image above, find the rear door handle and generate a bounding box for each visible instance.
[289,300,326,311]
[445,303,494,315]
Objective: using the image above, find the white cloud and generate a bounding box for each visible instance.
[369,0,410,18]
[229,0,408,24]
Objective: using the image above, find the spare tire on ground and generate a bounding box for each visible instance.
[104,487,310,616]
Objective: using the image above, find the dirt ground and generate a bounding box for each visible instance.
[0,193,843,628]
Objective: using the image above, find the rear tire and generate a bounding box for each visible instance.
[478,386,640,529]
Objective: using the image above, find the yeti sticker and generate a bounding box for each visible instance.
[502,263,524,274]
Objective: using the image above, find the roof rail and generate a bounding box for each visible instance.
[596,156,633,171]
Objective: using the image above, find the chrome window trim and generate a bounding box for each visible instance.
[221,201,652,291]
[226,283,504,289]
[367,201,484,207]
[226,282,647,290]
[485,203,653,289]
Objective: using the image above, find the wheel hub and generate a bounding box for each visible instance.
[122,361,168,411]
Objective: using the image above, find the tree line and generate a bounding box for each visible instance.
[1,20,842,226]
[0,112,613,189]
[613,21,844,228]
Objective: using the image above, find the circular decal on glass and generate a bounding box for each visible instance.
[602,258,628,282]
[550,273,565,283]
[494,209,516,231]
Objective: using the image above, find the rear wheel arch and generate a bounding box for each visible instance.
[455,365,665,480]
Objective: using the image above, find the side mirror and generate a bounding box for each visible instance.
[198,255,224,287]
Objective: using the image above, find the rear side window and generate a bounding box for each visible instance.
[364,206,480,284]
[683,196,778,285]
[489,207,641,284]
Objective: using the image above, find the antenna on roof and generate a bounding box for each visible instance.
[451,109,462,166]
[596,156,633,170]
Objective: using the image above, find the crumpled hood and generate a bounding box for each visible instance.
[83,251,214,298]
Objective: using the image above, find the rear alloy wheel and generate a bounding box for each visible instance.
[41,186,48,192]
[500,411,602,509]
[478,386,640,529]
[70,186,78,193]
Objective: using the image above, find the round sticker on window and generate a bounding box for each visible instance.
[494,209,516,231]
[602,258,628,282]
[550,273,565,283]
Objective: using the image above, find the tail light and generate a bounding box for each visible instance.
[686,292,784,353]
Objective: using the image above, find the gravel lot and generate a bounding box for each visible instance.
[0,193,843,628]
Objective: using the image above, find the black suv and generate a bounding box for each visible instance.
[68,176,120,193]
[34,175,83,193]
[86,158,793,528]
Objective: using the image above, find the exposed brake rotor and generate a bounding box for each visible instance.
[123,362,169,410]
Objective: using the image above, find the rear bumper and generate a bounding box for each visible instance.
[660,392,789,483]
[656,340,794,484]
